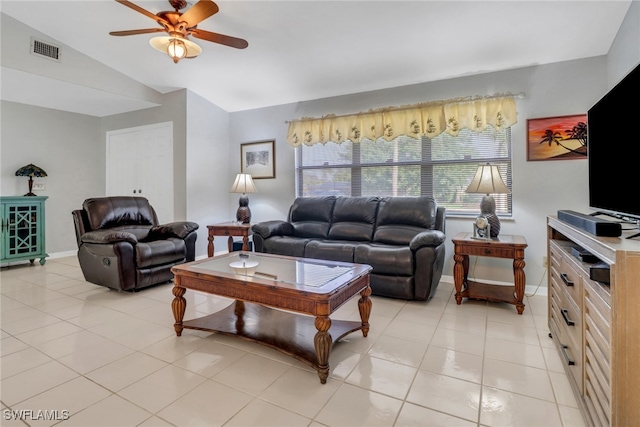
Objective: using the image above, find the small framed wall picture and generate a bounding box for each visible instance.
[526,114,587,161]
[240,140,276,179]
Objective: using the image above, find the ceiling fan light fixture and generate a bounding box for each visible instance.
[149,36,202,63]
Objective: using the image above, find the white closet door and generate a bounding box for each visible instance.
[106,122,174,223]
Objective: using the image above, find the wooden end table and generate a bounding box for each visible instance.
[452,232,528,314]
[207,222,253,257]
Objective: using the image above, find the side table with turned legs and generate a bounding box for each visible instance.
[452,232,528,314]
[207,222,253,257]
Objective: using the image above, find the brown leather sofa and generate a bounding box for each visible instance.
[72,196,199,291]
[252,196,446,301]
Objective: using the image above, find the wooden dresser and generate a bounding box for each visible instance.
[547,216,640,426]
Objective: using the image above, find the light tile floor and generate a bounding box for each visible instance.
[0,257,587,427]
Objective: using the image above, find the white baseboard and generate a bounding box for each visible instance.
[48,250,77,259]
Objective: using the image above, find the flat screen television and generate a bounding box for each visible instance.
[587,62,640,229]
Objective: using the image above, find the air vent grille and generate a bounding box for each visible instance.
[30,38,61,61]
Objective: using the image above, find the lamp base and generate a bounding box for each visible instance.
[24,177,36,196]
[236,194,251,224]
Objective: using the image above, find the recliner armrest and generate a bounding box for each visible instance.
[409,230,446,251]
[81,230,138,245]
[252,220,294,239]
[148,222,199,239]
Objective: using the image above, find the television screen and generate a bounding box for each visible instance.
[588,63,640,221]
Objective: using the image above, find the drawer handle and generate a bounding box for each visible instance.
[560,344,576,366]
[560,273,574,287]
[561,308,575,326]
[484,249,491,255]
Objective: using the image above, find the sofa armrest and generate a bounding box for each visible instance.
[409,230,446,251]
[252,220,294,239]
[149,221,199,239]
[81,230,138,245]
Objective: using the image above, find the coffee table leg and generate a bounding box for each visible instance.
[314,316,332,384]
[172,285,186,336]
[358,286,372,337]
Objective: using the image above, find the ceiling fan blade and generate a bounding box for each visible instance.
[109,28,167,36]
[191,28,248,49]
[180,0,219,26]
[115,0,168,25]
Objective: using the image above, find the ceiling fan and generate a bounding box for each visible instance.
[109,0,248,63]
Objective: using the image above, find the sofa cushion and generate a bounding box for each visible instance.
[83,197,157,230]
[373,196,437,245]
[290,196,337,238]
[354,244,414,275]
[304,240,358,263]
[328,196,379,241]
[262,236,310,257]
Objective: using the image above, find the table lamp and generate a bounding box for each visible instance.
[465,163,509,238]
[15,163,48,196]
[230,173,257,223]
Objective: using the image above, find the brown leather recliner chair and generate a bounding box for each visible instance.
[72,196,199,291]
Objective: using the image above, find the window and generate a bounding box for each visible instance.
[295,125,512,216]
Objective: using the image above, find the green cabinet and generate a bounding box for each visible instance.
[1,196,48,266]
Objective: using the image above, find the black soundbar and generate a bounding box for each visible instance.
[557,210,622,237]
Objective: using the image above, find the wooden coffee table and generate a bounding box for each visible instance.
[171,252,373,383]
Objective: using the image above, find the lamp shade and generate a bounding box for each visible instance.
[230,173,257,194]
[150,36,202,63]
[465,163,509,195]
[15,163,47,196]
[15,164,48,178]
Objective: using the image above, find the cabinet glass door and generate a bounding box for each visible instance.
[4,203,41,259]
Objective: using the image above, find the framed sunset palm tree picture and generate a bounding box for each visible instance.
[526,114,587,161]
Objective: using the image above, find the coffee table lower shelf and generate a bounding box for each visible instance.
[179,301,366,381]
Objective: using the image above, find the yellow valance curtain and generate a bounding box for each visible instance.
[286,94,518,146]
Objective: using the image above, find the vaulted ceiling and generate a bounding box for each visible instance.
[0,1,633,115]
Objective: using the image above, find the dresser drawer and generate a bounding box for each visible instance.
[557,256,583,307]
[553,284,582,355]
[549,283,583,391]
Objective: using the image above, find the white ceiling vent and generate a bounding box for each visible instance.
[30,37,61,62]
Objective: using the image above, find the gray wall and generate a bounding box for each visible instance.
[1,103,103,253]
[1,1,637,289]
[185,90,233,257]
[230,58,608,288]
